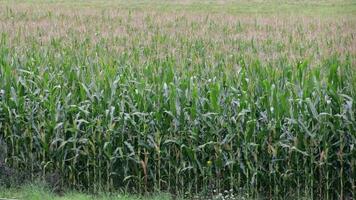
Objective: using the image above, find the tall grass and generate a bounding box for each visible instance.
[0,2,355,199]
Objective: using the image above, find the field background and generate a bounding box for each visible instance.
[0,0,355,199]
[2,0,356,15]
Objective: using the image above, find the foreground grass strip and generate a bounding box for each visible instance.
[0,185,173,200]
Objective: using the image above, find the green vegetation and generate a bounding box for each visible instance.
[0,0,355,199]
[2,0,356,16]
[0,184,172,200]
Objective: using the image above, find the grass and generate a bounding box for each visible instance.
[0,0,355,199]
[0,184,172,200]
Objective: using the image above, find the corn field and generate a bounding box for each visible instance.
[0,1,355,199]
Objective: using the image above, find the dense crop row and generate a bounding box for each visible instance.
[0,3,355,199]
